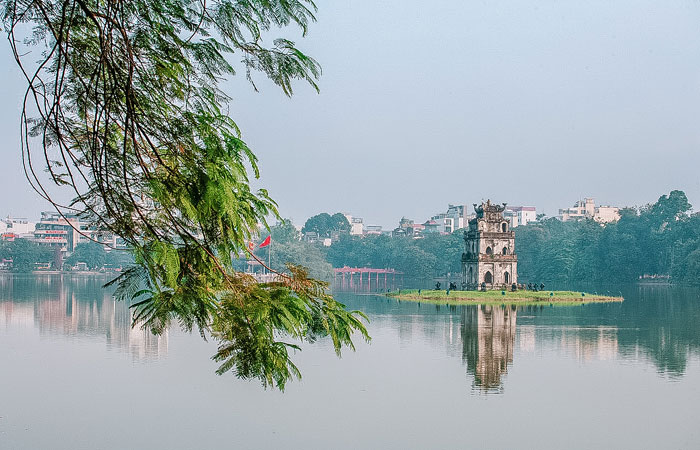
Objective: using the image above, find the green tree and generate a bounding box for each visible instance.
[65,242,107,269]
[515,191,700,285]
[649,190,692,224]
[267,240,333,282]
[4,0,367,389]
[270,219,301,244]
[302,212,350,238]
[674,248,700,283]
[0,239,53,272]
[416,231,463,277]
[104,248,135,269]
[254,221,332,281]
[325,233,441,280]
[330,213,352,234]
[390,243,436,279]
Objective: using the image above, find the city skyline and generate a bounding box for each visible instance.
[0,193,651,232]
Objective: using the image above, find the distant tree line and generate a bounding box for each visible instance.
[0,239,53,272]
[5,191,699,285]
[517,190,700,285]
[324,232,462,280]
[64,243,134,270]
[0,240,133,272]
[267,220,333,281]
[299,190,700,286]
[240,220,334,282]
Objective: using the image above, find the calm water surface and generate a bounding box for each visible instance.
[1,274,700,449]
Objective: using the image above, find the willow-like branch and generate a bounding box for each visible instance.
[3,0,367,390]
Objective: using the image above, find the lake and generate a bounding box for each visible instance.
[1,274,700,449]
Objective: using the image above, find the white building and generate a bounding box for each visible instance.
[559,198,595,221]
[1,217,36,237]
[445,204,474,232]
[427,213,450,234]
[34,211,123,252]
[558,198,619,223]
[342,214,364,236]
[33,211,80,252]
[424,204,475,234]
[593,205,621,224]
[504,206,537,228]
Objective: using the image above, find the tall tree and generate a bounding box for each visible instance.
[0,238,52,271]
[3,0,367,389]
[329,212,352,234]
[270,219,301,244]
[302,212,350,238]
[65,242,107,269]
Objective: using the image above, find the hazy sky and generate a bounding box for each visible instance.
[2,0,700,228]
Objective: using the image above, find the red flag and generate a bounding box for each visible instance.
[259,235,271,248]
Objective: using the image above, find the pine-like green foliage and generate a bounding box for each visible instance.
[3,0,368,389]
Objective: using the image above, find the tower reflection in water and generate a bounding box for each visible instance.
[461,305,517,393]
[458,304,622,393]
[0,274,167,360]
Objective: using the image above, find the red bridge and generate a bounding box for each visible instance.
[333,267,403,291]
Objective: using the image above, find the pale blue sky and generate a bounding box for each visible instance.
[2,0,700,228]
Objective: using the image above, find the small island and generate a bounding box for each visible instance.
[388,200,623,305]
[388,289,623,306]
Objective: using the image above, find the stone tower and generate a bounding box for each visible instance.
[461,200,517,290]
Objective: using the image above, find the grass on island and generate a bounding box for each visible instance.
[387,289,623,306]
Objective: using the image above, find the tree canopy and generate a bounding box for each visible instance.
[64,242,107,269]
[3,0,368,389]
[302,212,351,238]
[517,190,700,285]
[321,190,700,287]
[265,222,333,281]
[325,232,457,280]
[64,241,133,269]
[0,238,53,271]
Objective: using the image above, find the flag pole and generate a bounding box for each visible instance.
[268,237,271,275]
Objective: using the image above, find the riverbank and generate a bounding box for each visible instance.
[0,270,115,276]
[387,289,623,306]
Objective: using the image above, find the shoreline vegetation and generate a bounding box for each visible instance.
[387,289,623,306]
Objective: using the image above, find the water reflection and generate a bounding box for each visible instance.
[2,275,699,393]
[461,305,516,393]
[0,274,167,360]
[337,284,700,393]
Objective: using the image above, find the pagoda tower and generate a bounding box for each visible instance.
[461,200,518,290]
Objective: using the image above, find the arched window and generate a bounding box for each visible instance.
[504,271,510,284]
[468,267,473,283]
[502,247,508,255]
[502,223,507,232]
[486,246,493,255]
[484,271,493,284]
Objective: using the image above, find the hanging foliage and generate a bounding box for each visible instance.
[3,0,368,389]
